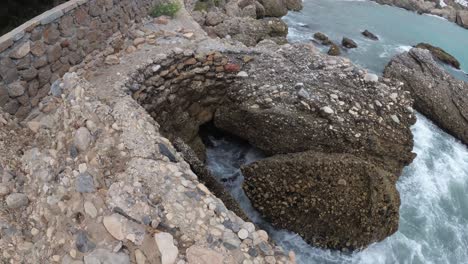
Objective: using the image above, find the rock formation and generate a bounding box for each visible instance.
[188,0,302,46]
[342,37,358,48]
[415,42,460,69]
[211,43,416,249]
[371,0,468,29]
[384,48,468,145]
[362,29,379,40]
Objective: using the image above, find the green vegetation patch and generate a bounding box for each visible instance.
[150,1,181,17]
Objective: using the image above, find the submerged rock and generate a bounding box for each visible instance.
[313,32,332,45]
[327,43,341,56]
[342,37,358,48]
[384,48,468,146]
[242,151,400,250]
[361,29,379,40]
[414,42,460,69]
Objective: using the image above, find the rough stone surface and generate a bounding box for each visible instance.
[155,232,179,264]
[5,193,29,209]
[384,48,468,145]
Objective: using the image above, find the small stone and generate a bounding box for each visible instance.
[320,106,334,115]
[154,16,170,25]
[74,127,92,152]
[76,230,96,253]
[31,228,39,236]
[186,246,223,264]
[76,172,95,193]
[258,241,274,256]
[391,115,400,124]
[105,55,120,65]
[125,46,136,54]
[238,229,248,240]
[8,81,26,97]
[223,232,241,250]
[159,143,177,162]
[389,93,398,102]
[9,41,30,59]
[237,71,248,77]
[256,230,268,242]
[155,232,178,264]
[183,32,194,39]
[224,63,240,72]
[364,73,378,83]
[135,249,147,264]
[297,88,309,99]
[84,201,98,218]
[6,193,29,209]
[133,38,145,46]
[265,256,276,264]
[0,185,10,196]
[103,214,125,241]
[338,179,347,186]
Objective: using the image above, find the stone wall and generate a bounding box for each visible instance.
[126,49,249,159]
[0,0,156,118]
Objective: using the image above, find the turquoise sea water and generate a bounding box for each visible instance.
[284,0,468,81]
[206,1,468,263]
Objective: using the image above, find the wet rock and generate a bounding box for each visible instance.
[154,232,178,264]
[384,48,468,145]
[6,193,29,209]
[74,127,92,152]
[76,172,95,193]
[242,152,400,250]
[342,37,357,48]
[327,43,341,56]
[313,32,332,45]
[415,42,460,69]
[361,29,379,40]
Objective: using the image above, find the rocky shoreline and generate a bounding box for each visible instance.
[371,0,468,29]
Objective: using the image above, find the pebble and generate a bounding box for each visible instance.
[238,229,249,240]
[105,55,120,65]
[0,185,10,196]
[135,249,147,264]
[364,73,378,82]
[320,106,334,115]
[5,193,29,209]
[74,127,92,152]
[155,232,179,264]
[76,172,95,193]
[84,201,98,218]
[103,214,125,241]
[237,71,249,77]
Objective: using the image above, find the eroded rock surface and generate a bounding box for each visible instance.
[384,48,468,145]
[211,43,416,249]
[242,151,400,250]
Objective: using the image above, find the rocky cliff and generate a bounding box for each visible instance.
[384,48,468,146]
[372,0,468,29]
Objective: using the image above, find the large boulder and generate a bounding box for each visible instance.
[242,151,400,250]
[415,42,460,69]
[456,10,468,29]
[212,43,416,249]
[384,48,468,145]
